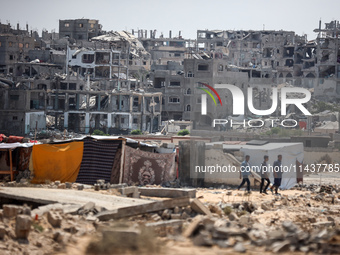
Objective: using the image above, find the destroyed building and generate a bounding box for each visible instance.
[0,20,161,136]
[1,19,340,136]
[0,32,35,74]
[197,24,340,102]
[59,19,103,41]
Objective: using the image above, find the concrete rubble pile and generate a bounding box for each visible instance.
[180,193,340,254]
[0,203,96,255]
[1,178,340,254]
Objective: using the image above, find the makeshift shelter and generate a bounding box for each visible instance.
[0,142,34,181]
[30,142,84,184]
[29,136,176,186]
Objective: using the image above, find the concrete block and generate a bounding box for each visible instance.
[118,186,140,198]
[3,205,23,218]
[190,199,212,216]
[102,227,141,249]
[15,215,32,239]
[109,183,128,189]
[77,184,84,190]
[138,187,196,198]
[47,211,62,228]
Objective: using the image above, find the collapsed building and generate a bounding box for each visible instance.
[1,19,340,136]
[0,20,160,136]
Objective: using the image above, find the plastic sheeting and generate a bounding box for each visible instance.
[31,142,84,184]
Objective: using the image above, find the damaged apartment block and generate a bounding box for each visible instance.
[0,20,160,136]
[1,18,340,136]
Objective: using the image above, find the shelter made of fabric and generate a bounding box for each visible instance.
[123,146,176,186]
[76,139,121,185]
[31,142,84,184]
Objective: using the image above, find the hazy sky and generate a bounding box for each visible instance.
[1,0,340,40]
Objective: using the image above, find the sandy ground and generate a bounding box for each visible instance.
[58,185,336,255]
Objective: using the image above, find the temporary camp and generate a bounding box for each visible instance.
[0,136,176,186]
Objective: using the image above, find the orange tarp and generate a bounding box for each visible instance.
[31,142,84,184]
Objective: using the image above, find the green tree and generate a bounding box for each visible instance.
[177,129,190,136]
[131,129,142,135]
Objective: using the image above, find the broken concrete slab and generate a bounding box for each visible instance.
[96,197,190,221]
[0,187,154,211]
[138,187,196,198]
[145,219,184,229]
[190,199,212,216]
[182,215,204,238]
[118,186,140,198]
[311,221,334,228]
[32,203,69,218]
[109,183,128,189]
[212,227,250,240]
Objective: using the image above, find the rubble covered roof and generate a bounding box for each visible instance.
[92,31,149,58]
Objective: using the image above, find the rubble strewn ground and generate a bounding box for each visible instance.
[0,174,340,254]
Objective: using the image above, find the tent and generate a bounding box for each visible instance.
[28,135,176,186]
[0,142,34,181]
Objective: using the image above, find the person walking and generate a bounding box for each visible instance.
[237,155,252,193]
[259,155,271,194]
[270,154,283,195]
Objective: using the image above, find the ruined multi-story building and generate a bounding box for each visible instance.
[59,19,103,40]
[0,20,161,136]
[0,33,35,74]
[313,20,340,100]
[1,18,340,136]
[139,30,189,66]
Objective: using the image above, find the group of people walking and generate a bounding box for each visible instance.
[237,154,283,195]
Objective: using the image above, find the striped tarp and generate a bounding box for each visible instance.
[76,139,120,185]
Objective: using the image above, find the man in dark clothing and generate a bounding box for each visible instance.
[237,155,252,193]
[270,154,283,195]
[260,155,271,194]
